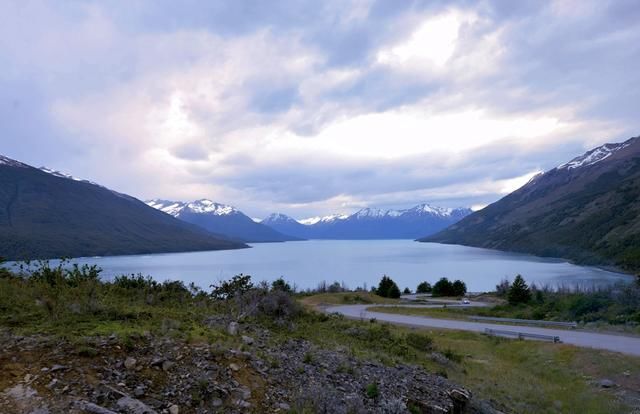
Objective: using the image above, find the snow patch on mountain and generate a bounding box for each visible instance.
[298,214,349,225]
[294,204,470,225]
[147,199,239,217]
[0,155,28,168]
[263,213,298,223]
[408,204,455,217]
[558,141,632,170]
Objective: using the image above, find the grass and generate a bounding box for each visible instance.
[277,312,640,414]
[1,266,639,413]
[367,306,472,321]
[367,305,640,335]
[299,291,399,308]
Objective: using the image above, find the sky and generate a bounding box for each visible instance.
[1,0,639,219]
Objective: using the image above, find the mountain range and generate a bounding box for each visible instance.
[262,204,472,239]
[424,136,640,272]
[146,199,300,243]
[0,156,246,260]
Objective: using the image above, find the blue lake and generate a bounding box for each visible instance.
[26,240,633,292]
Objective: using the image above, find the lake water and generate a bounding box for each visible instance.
[30,240,632,292]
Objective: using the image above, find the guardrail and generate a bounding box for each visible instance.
[484,328,561,343]
[469,316,577,328]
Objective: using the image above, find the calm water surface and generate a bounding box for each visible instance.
[38,240,632,292]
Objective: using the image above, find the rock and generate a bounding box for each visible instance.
[598,379,615,388]
[241,335,254,345]
[161,361,175,372]
[449,388,471,413]
[212,399,223,408]
[50,364,68,373]
[76,401,119,414]
[168,404,179,414]
[236,400,251,408]
[229,363,241,372]
[150,357,164,368]
[124,357,137,370]
[228,322,239,336]
[134,386,145,397]
[623,371,631,377]
[116,396,158,414]
[277,402,290,411]
[448,388,471,403]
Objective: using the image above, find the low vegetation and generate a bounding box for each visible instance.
[1,263,639,413]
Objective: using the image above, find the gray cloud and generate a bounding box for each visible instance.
[0,0,638,219]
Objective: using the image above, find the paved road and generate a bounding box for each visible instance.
[326,304,640,357]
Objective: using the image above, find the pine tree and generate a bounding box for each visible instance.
[508,274,531,305]
[376,275,401,298]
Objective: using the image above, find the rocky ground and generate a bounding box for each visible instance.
[0,322,502,414]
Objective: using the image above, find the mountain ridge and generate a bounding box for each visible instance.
[0,155,247,260]
[262,204,472,240]
[423,136,640,272]
[146,199,301,243]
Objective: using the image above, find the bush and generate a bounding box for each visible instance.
[405,332,433,351]
[416,281,432,293]
[271,277,292,293]
[365,382,379,399]
[403,287,411,294]
[508,275,531,305]
[495,278,511,297]
[255,290,300,320]
[210,273,253,299]
[375,275,401,298]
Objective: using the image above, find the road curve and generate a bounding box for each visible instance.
[326,304,640,357]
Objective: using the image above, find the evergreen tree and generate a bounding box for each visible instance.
[432,277,453,297]
[452,280,467,296]
[376,275,401,298]
[416,281,432,293]
[508,274,531,305]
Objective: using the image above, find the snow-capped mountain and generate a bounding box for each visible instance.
[0,154,245,260]
[147,199,240,218]
[558,140,634,170]
[425,135,640,272]
[298,214,349,225]
[261,203,472,240]
[147,199,301,243]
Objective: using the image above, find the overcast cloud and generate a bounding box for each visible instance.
[1,0,639,218]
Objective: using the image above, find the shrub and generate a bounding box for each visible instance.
[271,277,292,293]
[405,332,433,351]
[495,278,511,297]
[256,290,300,320]
[416,281,432,293]
[365,382,379,399]
[508,275,531,305]
[210,273,253,299]
[443,348,463,363]
[403,287,411,294]
[375,275,401,298]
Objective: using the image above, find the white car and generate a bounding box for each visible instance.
[462,298,470,305]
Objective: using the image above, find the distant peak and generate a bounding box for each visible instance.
[146,199,239,217]
[298,213,349,225]
[263,213,297,223]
